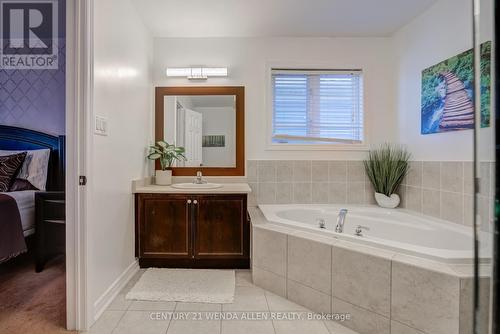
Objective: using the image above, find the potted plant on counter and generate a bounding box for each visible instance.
[364,143,410,208]
[147,141,186,185]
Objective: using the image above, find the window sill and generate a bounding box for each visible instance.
[265,143,369,151]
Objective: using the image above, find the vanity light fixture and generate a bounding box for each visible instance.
[166,67,228,80]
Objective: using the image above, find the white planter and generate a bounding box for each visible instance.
[374,192,400,209]
[155,170,172,185]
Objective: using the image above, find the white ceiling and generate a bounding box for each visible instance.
[132,0,437,38]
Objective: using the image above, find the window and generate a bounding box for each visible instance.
[271,69,364,146]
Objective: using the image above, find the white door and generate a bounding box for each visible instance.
[184,109,203,167]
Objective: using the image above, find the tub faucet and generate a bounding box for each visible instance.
[194,171,206,184]
[335,209,348,233]
[355,225,370,237]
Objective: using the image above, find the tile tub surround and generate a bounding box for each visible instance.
[401,161,495,229]
[249,207,491,334]
[247,160,373,206]
[247,159,494,228]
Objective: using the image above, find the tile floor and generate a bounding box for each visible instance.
[86,270,358,334]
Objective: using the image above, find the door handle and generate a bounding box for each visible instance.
[193,200,198,205]
[187,199,192,204]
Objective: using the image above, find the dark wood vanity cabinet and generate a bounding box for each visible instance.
[135,193,249,268]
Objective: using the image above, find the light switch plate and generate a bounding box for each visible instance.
[94,115,108,136]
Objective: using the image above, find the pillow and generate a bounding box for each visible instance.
[0,149,50,190]
[0,152,27,192]
[9,178,38,192]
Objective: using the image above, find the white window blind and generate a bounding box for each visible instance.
[272,69,364,144]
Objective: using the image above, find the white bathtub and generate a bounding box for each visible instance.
[258,204,491,263]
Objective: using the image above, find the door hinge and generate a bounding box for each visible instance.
[79,175,87,186]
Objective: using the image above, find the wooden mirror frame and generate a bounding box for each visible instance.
[155,86,245,176]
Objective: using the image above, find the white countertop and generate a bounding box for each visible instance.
[133,183,252,194]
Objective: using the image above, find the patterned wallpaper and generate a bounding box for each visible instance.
[0,0,66,135]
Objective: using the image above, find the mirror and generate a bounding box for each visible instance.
[155,87,245,176]
[164,95,236,168]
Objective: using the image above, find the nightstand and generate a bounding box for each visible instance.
[35,191,65,272]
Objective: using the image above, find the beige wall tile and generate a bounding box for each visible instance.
[276,182,293,204]
[222,286,268,312]
[406,161,422,187]
[477,196,492,231]
[347,182,365,204]
[258,182,276,204]
[287,279,331,314]
[258,161,276,182]
[288,236,332,294]
[479,162,491,197]
[405,186,422,212]
[329,161,347,182]
[463,194,473,226]
[252,267,286,298]
[422,161,440,190]
[329,182,347,204]
[312,182,330,203]
[459,277,490,334]
[332,298,390,334]
[247,160,258,182]
[265,291,308,312]
[441,162,463,193]
[312,161,329,182]
[293,183,312,203]
[365,181,377,205]
[251,159,473,225]
[276,160,294,183]
[248,183,258,207]
[422,188,440,218]
[252,228,287,276]
[463,162,473,194]
[347,161,366,182]
[391,261,460,334]
[441,191,463,224]
[332,247,391,317]
[398,186,407,208]
[293,161,312,182]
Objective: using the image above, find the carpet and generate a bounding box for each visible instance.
[0,254,74,334]
[126,268,235,303]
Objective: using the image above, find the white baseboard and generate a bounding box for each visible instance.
[93,260,139,322]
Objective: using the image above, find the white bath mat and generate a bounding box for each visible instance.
[125,268,235,303]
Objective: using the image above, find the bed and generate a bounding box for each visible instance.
[0,125,65,262]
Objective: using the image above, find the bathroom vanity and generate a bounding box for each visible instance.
[134,183,251,268]
[135,85,250,268]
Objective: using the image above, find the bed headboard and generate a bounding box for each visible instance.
[0,125,65,191]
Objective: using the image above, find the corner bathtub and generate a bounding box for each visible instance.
[258,204,491,263]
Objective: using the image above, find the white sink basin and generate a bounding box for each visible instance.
[171,182,223,190]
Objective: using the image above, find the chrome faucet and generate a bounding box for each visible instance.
[335,209,348,233]
[194,171,205,184]
[354,225,370,237]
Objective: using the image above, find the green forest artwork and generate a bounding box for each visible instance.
[421,41,491,134]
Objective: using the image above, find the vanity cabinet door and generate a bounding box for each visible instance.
[137,194,191,258]
[194,195,249,260]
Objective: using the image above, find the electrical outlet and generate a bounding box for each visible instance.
[95,115,108,136]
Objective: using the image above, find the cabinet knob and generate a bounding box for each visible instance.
[187,199,192,204]
[193,200,198,205]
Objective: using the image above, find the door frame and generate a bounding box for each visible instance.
[66,0,93,330]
